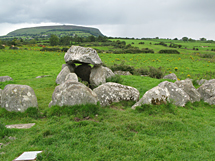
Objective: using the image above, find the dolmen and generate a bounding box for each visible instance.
[49,46,140,107]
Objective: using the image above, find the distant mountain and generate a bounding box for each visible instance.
[5,25,104,38]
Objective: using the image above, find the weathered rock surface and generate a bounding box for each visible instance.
[0,76,13,82]
[175,79,200,103]
[158,81,190,106]
[208,79,215,84]
[93,82,139,106]
[56,66,71,84]
[196,79,207,85]
[49,80,98,107]
[90,66,115,88]
[75,64,91,83]
[206,97,215,105]
[114,71,132,75]
[197,83,215,103]
[65,73,78,82]
[132,86,170,109]
[163,73,177,80]
[1,84,38,112]
[64,45,102,66]
[61,63,76,73]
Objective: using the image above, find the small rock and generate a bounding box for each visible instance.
[114,71,132,75]
[36,75,51,78]
[163,73,177,80]
[56,66,71,84]
[0,76,13,82]
[65,73,78,82]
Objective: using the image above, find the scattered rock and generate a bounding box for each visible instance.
[196,79,207,85]
[158,81,190,106]
[0,76,13,82]
[90,66,115,88]
[208,79,215,84]
[175,79,200,103]
[114,71,132,75]
[163,73,177,80]
[132,86,170,109]
[197,83,215,104]
[0,152,5,155]
[36,75,51,78]
[56,66,71,84]
[5,123,35,129]
[8,136,16,140]
[49,80,98,107]
[61,63,76,73]
[75,64,91,83]
[65,73,78,82]
[93,82,139,106]
[1,84,38,112]
[64,45,102,66]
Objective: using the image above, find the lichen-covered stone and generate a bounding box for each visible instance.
[65,73,78,82]
[1,84,38,112]
[0,76,13,82]
[158,81,190,106]
[197,83,215,103]
[49,81,98,107]
[114,71,132,75]
[163,73,177,80]
[132,86,170,109]
[90,66,115,88]
[93,82,139,106]
[56,66,71,84]
[64,45,102,66]
[175,79,200,103]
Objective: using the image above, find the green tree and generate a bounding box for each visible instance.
[182,37,188,42]
[200,37,206,41]
[49,34,59,46]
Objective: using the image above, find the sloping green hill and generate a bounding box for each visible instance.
[6,25,104,37]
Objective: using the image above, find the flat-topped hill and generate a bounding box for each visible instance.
[6,25,104,37]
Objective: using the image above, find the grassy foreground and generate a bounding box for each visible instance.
[0,43,215,160]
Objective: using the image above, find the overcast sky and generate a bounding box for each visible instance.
[0,0,215,40]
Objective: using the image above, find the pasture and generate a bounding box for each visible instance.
[0,39,215,160]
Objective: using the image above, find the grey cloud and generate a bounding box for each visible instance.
[0,0,215,39]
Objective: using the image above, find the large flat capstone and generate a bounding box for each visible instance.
[64,45,102,66]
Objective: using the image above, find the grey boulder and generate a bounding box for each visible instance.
[90,66,115,88]
[175,79,200,103]
[56,66,71,84]
[158,81,190,106]
[163,73,177,80]
[196,79,207,85]
[93,82,139,106]
[197,83,215,103]
[132,86,170,109]
[0,76,13,82]
[114,71,132,75]
[49,80,98,107]
[1,84,38,112]
[64,46,102,66]
[65,73,78,82]
[61,63,76,73]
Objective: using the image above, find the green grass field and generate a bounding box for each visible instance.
[0,40,215,160]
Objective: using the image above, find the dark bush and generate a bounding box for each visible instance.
[9,46,19,50]
[134,67,149,75]
[158,50,180,54]
[138,42,145,44]
[155,42,167,46]
[199,54,214,59]
[148,66,164,79]
[40,47,61,52]
[61,47,69,52]
[0,45,5,49]
[110,61,135,74]
[106,75,124,84]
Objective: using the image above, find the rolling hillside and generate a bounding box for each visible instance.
[4,25,104,38]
